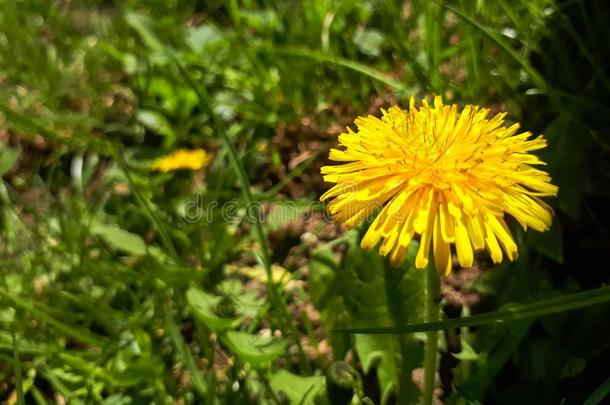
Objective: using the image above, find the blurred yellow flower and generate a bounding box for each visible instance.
[320,97,558,274]
[151,149,212,172]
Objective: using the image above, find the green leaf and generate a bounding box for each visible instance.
[221,331,287,367]
[310,238,425,404]
[112,356,165,387]
[335,285,610,334]
[163,311,207,395]
[559,357,586,379]
[137,110,176,148]
[583,377,610,405]
[353,28,385,57]
[124,12,165,53]
[0,332,56,354]
[0,307,15,323]
[57,352,110,383]
[0,288,105,346]
[186,287,241,333]
[527,220,563,263]
[543,114,589,218]
[240,9,281,32]
[381,242,426,403]
[101,394,133,405]
[90,221,147,256]
[308,244,352,358]
[217,279,265,319]
[175,63,290,337]
[308,245,340,310]
[354,334,398,404]
[458,320,533,399]
[0,144,21,176]
[270,370,325,405]
[452,339,479,362]
[187,23,225,55]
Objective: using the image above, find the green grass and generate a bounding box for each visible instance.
[1,1,609,404]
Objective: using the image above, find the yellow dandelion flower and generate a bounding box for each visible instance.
[320,97,558,275]
[151,149,212,172]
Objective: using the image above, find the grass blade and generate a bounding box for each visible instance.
[264,46,410,94]
[584,377,610,405]
[3,99,200,265]
[0,288,105,346]
[12,330,25,405]
[174,57,310,372]
[110,147,180,263]
[260,150,321,199]
[437,1,548,93]
[164,310,208,396]
[334,285,610,334]
[424,1,442,91]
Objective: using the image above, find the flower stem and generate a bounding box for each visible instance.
[423,261,441,405]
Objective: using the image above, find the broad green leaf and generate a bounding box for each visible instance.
[308,244,352,358]
[0,307,15,323]
[0,144,21,176]
[137,110,176,148]
[187,23,225,55]
[217,279,265,319]
[90,221,147,256]
[452,339,479,362]
[310,236,425,403]
[353,28,385,57]
[186,287,241,333]
[308,245,340,310]
[221,331,287,367]
[381,242,426,403]
[270,370,325,405]
[354,334,398,405]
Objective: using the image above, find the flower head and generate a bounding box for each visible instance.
[320,97,558,274]
[151,149,212,172]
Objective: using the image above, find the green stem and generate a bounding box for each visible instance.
[423,262,441,405]
[12,329,25,405]
[112,148,180,264]
[173,58,310,373]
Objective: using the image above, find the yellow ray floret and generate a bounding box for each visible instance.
[320,97,558,275]
[151,149,212,172]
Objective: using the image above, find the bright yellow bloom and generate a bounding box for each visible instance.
[151,149,212,172]
[320,97,558,275]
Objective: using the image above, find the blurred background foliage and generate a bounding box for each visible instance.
[0,0,609,404]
